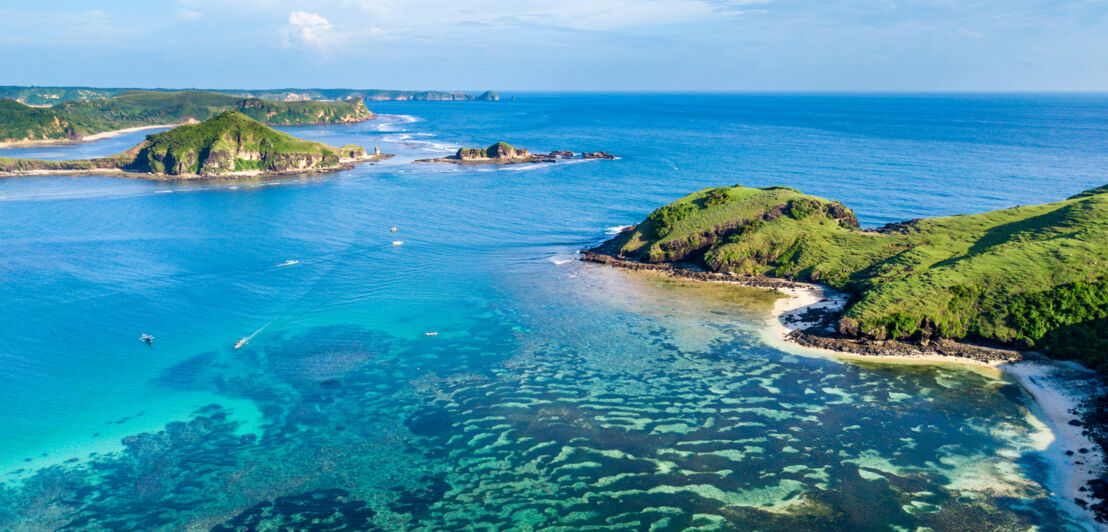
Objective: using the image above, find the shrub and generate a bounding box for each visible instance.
[646,203,696,238]
[787,199,820,220]
[1005,280,1108,345]
[703,187,732,207]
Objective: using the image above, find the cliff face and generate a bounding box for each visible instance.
[476,91,500,101]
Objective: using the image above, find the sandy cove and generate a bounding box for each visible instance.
[580,252,1105,529]
[768,280,1105,530]
[0,121,196,149]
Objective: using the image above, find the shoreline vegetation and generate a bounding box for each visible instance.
[581,183,1108,524]
[0,121,197,149]
[413,141,615,165]
[0,91,375,145]
[0,111,392,181]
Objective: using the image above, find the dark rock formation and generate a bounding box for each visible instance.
[413,142,616,165]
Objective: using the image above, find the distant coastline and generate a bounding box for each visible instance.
[0,86,500,106]
[0,111,394,180]
[0,121,192,149]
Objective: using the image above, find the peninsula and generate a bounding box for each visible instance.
[583,183,1108,519]
[0,91,374,146]
[0,111,391,180]
[414,141,615,165]
[585,184,1108,368]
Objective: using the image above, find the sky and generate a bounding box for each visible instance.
[1,0,1106,91]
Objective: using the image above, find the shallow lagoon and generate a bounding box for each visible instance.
[1,94,1106,530]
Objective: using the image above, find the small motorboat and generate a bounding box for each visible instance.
[279,259,299,267]
[140,334,154,345]
[234,338,247,349]
[392,241,404,246]
[390,226,399,232]
[424,331,438,336]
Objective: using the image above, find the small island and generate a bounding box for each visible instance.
[413,141,615,165]
[0,111,391,180]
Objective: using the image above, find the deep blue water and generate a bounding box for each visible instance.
[0,93,1105,530]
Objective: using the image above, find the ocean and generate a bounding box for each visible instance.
[1,93,1106,530]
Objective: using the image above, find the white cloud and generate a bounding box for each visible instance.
[178,9,202,21]
[287,10,332,48]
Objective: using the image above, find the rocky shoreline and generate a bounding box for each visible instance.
[0,153,394,181]
[414,141,615,165]
[582,248,1024,363]
[581,243,1107,526]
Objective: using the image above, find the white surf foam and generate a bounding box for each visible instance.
[606,225,634,235]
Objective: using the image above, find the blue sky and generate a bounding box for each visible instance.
[1,0,1106,91]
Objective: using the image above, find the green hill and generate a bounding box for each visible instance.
[0,91,373,144]
[0,111,375,179]
[0,99,80,142]
[595,184,1108,370]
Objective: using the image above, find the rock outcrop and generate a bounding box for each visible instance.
[413,142,617,165]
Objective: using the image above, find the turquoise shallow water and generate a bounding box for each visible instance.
[0,94,1106,530]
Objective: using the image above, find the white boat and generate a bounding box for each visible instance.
[279,259,299,266]
[392,241,404,246]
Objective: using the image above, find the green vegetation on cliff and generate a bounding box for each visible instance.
[0,99,79,142]
[0,91,373,144]
[0,111,370,178]
[456,142,525,159]
[607,184,1108,370]
[129,111,364,176]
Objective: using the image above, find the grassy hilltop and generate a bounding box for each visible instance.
[602,184,1108,370]
[0,111,372,178]
[0,91,373,144]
